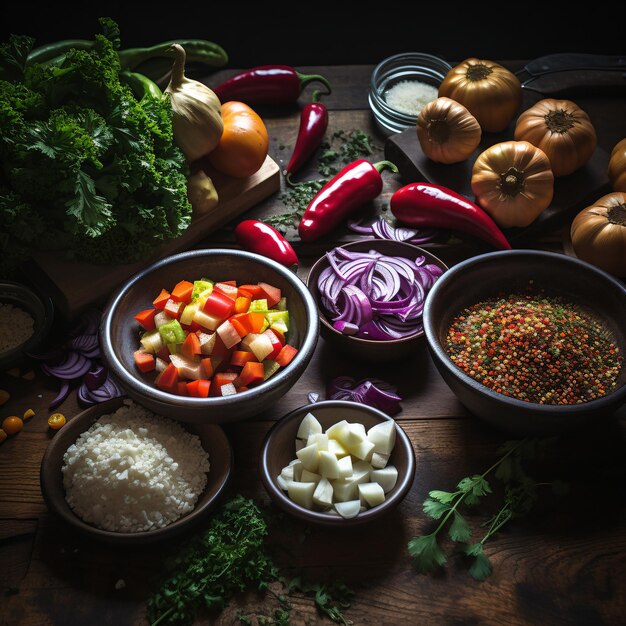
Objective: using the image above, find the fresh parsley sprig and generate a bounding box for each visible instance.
[408,438,567,581]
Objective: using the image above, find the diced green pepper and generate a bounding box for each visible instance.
[192,279,214,300]
[263,359,281,380]
[166,342,179,355]
[248,298,268,313]
[267,310,289,333]
[158,319,187,344]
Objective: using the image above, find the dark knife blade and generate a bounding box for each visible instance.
[524,53,626,76]
[521,68,626,97]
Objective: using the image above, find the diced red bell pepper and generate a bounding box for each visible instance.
[134,308,157,330]
[203,291,235,319]
[210,372,238,396]
[200,357,214,378]
[156,345,171,361]
[237,284,263,299]
[164,298,184,320]
[239,361,265,387]
[258,282,281,307]
[177,381,189,396]
[180,332,201,359]
[263,328,283,359]
[234,296,251,314]
[275,343,298,367]
[186,379,211,397]
[189,321,203,333]
[153,288,171,310]
[267,327,286,345]
[171,280,194,304]
[213,282,239,300]
[156,363,178,393]
[229,316,248,338]
[230,350,256,367]
[134,350,156,373]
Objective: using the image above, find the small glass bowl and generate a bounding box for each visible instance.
[369,52,453,135]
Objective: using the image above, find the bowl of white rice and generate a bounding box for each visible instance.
[0,281,53,370]
[40,397,232,543]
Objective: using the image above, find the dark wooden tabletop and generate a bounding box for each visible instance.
[1,64,625,626]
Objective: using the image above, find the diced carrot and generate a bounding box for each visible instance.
[200,357,214,378]
[231,312,266,335]
[237,284,263,299]
[134,308,157,330]
[275,344,298,367]
[153,288,171,310]
[180,332,201,360]
[258,282,281,307]
[177,381,189,396]
[230,350,256,367]
[213,282,239,300]
[134,350,156,373]
[156,363,178,392]
[186,379,211,397]
[234,296,251,314]
[229,316,248,338]
[171,280,194,304]
[239,361,265,387]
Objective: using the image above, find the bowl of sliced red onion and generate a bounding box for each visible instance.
[307,240,447,360]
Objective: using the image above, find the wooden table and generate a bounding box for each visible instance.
[1,65,625,626]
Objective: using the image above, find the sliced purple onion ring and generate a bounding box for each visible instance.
[327,376,402,415]
[348,217,437,245]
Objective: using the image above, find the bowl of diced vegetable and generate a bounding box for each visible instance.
[99,249,319,423]
[306,240,448,361]
[40,396,233,544]
[259,400,416,526]
[0,281,54,370]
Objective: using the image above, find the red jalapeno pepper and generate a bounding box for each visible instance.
[390,182,511,250]
[298,160,398,242]
[214,65,331,105]
[285,90,328,181]
[235,220,299,267]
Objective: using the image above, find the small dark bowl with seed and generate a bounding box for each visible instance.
[424,250,626,435]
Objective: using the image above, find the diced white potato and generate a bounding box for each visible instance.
[313,478,333,508]
[367,421,396,455]
[370,466,398,493]
[287,481,316,509]
[296,443,320,472]
[216,320,241,349]
[351,422,366,438]
[337,455,353,478]
[198,331,217,355]
[334,500,361,519]
[169,354,203,380]
[328,438,349,458]
[155,357,168,373]
[318,450,341,479]
[307,433,329,451]
[325,420,350,445]
[347,460,372,484]
[358,482,386,507]
[288,459,303,481]
[248,333,274,361]
[297,413,323,440]
[300,469,321,484]
[280,465,294,481]
[331,479,358,502]
[347,438,375,462]
[371,452,390,469]
[193,309,221,331]
[140,329,164,353]
[343,423,366,448]
[276,474,289,490]
[153,311,172,329]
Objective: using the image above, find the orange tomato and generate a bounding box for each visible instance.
[208,101,269,178]
[48,413,66,430]
[2,416,23,435]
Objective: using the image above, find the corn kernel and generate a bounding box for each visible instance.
[23,408,35,420]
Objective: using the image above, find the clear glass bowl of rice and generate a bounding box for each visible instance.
[369,52,453,135]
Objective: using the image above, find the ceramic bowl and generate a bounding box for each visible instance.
[259,400,416,527]
[39,396,232,544]
[100,249,319,423]
[0,281,53,370]
[423,250,626,435]
[306,240,448,361]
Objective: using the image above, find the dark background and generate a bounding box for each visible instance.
[2,4,624,67]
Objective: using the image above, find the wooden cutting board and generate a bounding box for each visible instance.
[31,155,280,319]
[385,127,611,242]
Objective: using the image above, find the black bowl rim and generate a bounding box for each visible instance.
[259,399,416,526]
[0,280,54,366]
[423,249,626,415]
[306,240,448,346]
[100,248,319,410]
[39,396,233,543]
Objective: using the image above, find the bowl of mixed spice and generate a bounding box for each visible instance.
[423,250,626,435]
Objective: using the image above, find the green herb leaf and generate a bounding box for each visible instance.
[449,511,472,542]
[428,489,457,504]
[408,533,447,574]
[422,498,451,520]
[463,543,493,581]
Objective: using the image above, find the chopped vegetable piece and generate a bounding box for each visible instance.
[180,332,202,359]
[200,357,214,378]
[258,282,281,307]
[23,408,35,420]
[177,381,189,396]
[213,282,239,300]
[193,309,222,331]
[2,416,23,435]
[230,350,256,367]
[263,328,283,359]
[191,279,213,300]
[134,308,157,330]
[153,289,171,310]
[158,319,186,345]
[134,350,156,373]
[186,379,211,397]
[239,361,265,386]
[276,343,298,367]
[164,298,184,320]
[171,280,194,304]
[179,301,201,326]
[203,291,235,319]
[47,413,66,430]
[263,359,281,380]
[238,284,264,299]
[156,363,178,393]
[234,296,251,314]
[217,320,242,349]
[220,382,237,396]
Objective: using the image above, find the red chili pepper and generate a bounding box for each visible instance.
[235,220,299,267]
[214,65,332,105]
[390,183,512,250]
[285,91,328,180]
[298,160,398,242]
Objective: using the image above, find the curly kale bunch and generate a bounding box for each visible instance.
[0,18,192,277]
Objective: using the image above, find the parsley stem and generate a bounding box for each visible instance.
[150,606,175,626]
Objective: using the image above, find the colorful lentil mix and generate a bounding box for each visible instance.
[446,292,623,404]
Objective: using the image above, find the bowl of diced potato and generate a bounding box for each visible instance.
[259,400,416,526]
